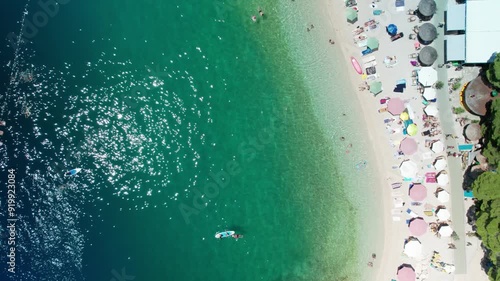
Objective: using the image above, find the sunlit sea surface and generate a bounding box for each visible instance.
[0,1,383,280]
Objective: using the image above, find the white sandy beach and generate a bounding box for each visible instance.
[310,0,491,280]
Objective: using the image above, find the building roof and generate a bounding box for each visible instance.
[463,76,495,116]
[466,0,500,63]
[446,3,465,31]
[446,35,465,61]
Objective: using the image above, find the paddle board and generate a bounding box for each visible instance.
[215,231,235,239]
[351,56,363,74]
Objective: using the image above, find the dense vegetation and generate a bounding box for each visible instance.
[483,99,500,167]
[472,172,500,281]
[474,99,500,281]
[487,53,500,90]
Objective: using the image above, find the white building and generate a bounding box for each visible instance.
[445,0,500,64]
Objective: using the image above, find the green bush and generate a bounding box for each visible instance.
[452,82,462,91]
[482,99,500,167]
[453,107,465,114]
[435,81,444,89]
[486,53,500,89]
[472,172,500,281]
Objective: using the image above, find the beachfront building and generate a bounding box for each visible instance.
[445,0,500,64]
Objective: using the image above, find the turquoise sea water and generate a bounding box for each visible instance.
[0,1,382,280]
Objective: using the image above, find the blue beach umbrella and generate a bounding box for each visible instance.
[387,24,398,36]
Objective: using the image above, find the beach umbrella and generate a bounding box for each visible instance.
[424,103,439,116]
[346,7,358,24]
[397,264,416,281]
[408,218,428,236]
[418,23,437,43]
[438,224,453,237]
[433,158,447,170]
[423,87,437,101]
[400,160,418,178]
[464,123,482,141]
[370,81,383,95]
[431,140,444,153]
[407,124,418,136]
[437,172,449,186]
[400,137,418,155]
[404,238,423,257]
[436,208,451,221]
[409,184,427,201]
[436,189,450,203]
[387,24,398,36]
[418,0,437,17]
[367,37,379,50]
[387,98,405,115]
[418,46,438,66]
[418,67,438,87]
[400,112,409,121]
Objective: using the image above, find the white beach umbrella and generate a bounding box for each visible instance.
[437,172,449,186]
[423,87,437,100]
[418,67,438,87]
[400,160,418,178]
[436,208,451,221]
[424,103,439,116]
[431,141,444,153]
[439,225,454,237]
[433,158,447,170]
[404,239,422,257]
[436,189,450,203]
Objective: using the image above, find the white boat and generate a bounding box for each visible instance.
[65,168,82,176]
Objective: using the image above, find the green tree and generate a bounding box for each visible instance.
[472,172,500,281]
[483,99,500,167]
[487,53,500,89]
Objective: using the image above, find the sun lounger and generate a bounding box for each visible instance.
[391,182,402,189]
[362,55,376,64]
[394,197,404,208]
[390,32,404,42]
[392,208,402,215]
[393,216,401,222]
[406,208,418,218]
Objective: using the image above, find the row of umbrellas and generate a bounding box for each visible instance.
[400,138,447,155]
[408,212,451,236]
[397,2,441,279]
[399,160,449,185]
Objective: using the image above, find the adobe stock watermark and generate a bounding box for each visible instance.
[178,109,284,224]
[110,267,135,281]
[6,0,71,51]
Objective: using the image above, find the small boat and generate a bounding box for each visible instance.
[65,168,82,176]
[351,57,363,74]
[215,231,235,239]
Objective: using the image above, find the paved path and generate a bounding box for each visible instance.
[434,1,467,274]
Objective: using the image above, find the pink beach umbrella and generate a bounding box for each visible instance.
[387,98,406,115]
[400,138,418,155]
[397,264,416,281]
[408,217,427,236]
[409,183,427,201]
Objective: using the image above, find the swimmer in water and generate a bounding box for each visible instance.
[258,8,264,16]
[251,15,257,22]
